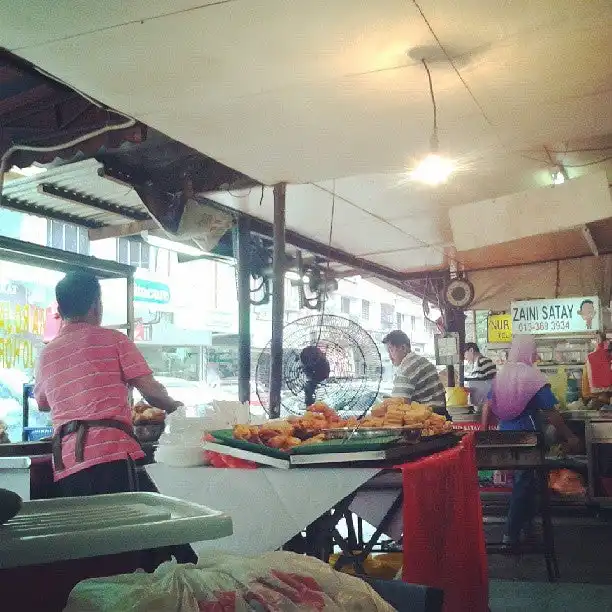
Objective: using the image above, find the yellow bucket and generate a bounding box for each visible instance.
[446,386,469,407]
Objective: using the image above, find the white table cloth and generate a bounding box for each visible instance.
[148,464,381,558]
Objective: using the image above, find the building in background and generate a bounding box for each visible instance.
[0,199,440,419]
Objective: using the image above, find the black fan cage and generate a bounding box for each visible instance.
[255,314,383,417]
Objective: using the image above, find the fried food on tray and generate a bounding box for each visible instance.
[301,433,326,445]
[231,402,345,450]
[361,399,451,435]
[132,403,166,424]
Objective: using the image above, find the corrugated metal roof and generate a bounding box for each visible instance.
[1,159,151,228]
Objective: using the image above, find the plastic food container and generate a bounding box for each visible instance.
[0,457,31,500]
[154,444,207,467]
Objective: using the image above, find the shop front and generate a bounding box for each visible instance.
[464,279,612,505]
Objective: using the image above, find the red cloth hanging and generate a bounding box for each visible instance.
[43,302,62,343]
[398,434,488,612]
[586,343,612,390]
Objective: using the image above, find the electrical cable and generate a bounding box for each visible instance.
[0,115,136,203]
[548,146,612,154]
[316,179,337,344]
[421,58,438,143]
[411,0,495,129]
[561,155,612,168]
[309,181,465,270]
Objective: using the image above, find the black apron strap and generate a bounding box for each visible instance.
[52,419,139,471]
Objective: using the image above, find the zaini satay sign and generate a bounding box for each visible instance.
[511,296,600,335]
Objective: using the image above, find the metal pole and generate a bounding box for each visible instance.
[269,183,286,418]
[237,216,252,404]
[126,273,135,341]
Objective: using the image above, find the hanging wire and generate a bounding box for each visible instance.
[316,179,337,344]
[561,155,612,168]
[411,0,495,129]
[421,58,438,145]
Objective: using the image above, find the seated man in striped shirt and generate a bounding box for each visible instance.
[382,330,450,418]
[464,342,497,381]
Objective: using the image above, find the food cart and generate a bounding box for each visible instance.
[466,294,612,506]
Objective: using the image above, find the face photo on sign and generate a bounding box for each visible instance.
[578,300,596,330]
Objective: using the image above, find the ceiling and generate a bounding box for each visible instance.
[1,0,612,274]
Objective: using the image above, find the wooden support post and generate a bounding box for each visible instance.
[269,183,286,418]
[236,216,252,405]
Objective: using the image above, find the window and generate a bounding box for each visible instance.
[396,312,404,330]
[47,220,89,255]
[117,238,151,269]
[410,315,417,333]
[380,303,395,328]
[341,296,351,315]
[361,300,370,321]
[425,318,439,335]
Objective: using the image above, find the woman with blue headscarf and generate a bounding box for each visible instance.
[481,335,580,547]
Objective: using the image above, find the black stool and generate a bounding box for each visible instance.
[475,430,560,582]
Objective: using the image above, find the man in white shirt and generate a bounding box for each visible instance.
[464,342,497,408]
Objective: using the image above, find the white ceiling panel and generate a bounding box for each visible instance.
[1,0,611,273]
[365,246,445,272]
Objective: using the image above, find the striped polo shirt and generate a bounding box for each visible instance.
[35,322,151,481]
[391,352,447,414]
[465,356,497,381]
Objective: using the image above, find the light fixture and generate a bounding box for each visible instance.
[141,232,205,257]
[410,152,454,186]
[551,167,566,185]
[410,58,455,186]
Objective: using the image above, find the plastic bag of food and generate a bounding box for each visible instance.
[64,552,395,612]
[548,469,586,497]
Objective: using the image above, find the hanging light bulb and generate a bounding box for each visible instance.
[409,59,455,186]
[410,154,454,185]
[551,167,565,185]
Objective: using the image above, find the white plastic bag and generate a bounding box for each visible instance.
[64,552,395,612]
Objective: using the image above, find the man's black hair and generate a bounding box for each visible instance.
[580,299,594,310]
[464,342,480,353]
[56,271,101,319]
[382,330,411,350]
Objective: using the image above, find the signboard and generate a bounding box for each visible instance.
[434,332,460,366]
[488,314,512,344]
[134,279,171,305]
[511,296,600,335]
[0,302,46,368]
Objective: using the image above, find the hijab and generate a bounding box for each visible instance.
[491,335,548,420]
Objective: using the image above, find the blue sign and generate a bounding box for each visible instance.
[134,279,171,305]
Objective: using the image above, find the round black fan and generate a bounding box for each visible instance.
[255,314,383,417]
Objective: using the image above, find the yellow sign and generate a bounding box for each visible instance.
[0,302,46,369]
[487,314,512,344]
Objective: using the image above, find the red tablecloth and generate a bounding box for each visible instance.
[398,434,488,612]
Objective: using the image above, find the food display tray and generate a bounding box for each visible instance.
[0,492,233,569]
[322,427,421,443]
[206,431,460,468]
[209,429,403,459]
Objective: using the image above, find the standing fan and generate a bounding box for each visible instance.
[255,314,383,417]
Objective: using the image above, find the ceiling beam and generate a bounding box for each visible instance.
[38,183,151,221]
[581,224,599,257]
[88,218,159,241]
[229,207,446,282]
[98,165,446,284]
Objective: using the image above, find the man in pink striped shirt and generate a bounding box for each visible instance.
[35,272,182,496]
